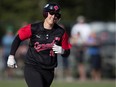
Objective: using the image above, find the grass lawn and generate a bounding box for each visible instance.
[0,79,115,87]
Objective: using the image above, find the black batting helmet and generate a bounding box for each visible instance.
[43,3,61,18]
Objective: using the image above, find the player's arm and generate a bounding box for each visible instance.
[7,35,22,68]
[7,24,32,68]
[10,35,22,55]
[52,32,71,57]
[61,49,70,57]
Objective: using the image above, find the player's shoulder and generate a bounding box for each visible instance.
[31,21,42,32]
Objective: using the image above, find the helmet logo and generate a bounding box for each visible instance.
[44,4,49,8]
[54,6,59,11]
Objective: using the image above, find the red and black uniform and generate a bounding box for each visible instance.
[10,22,71,87]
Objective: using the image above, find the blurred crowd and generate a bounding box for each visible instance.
[0,16,115,82]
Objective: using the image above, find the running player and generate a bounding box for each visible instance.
[7,2,71,87]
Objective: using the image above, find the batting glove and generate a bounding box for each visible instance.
[7,55,17,68]
[52,44,64,54]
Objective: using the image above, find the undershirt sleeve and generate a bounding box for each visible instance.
[10,35,22,55]
[61,49,70,57]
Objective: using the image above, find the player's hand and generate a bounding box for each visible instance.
[7,55,17,68]
[52,44,64,54]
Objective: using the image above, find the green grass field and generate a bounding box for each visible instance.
[0,79,115,87]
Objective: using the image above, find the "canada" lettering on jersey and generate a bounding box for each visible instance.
[34,37,60,56]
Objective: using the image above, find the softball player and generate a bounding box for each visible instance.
[7,3,71,87]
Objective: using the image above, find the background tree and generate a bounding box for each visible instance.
[0,0,115,40]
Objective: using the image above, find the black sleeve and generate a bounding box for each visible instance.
[10,35,22,55]
[61,49,70,57]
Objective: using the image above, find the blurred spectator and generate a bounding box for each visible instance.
[71,16,91,42]
[86,32,102,81]
[70,16,92,81]
[70,32,86,81]
[1,29,15,78]
[99,31,109,45]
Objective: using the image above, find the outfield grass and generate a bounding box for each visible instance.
[0,79,115,87]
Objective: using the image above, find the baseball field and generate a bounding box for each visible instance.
[0,79,115,87]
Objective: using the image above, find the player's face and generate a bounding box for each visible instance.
[45,12,61,25]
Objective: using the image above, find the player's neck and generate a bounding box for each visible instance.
[43,20,54,30]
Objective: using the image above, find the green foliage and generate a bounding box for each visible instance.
[0,0,41,22]
[0,0,114,23]
[0,0,115,34]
